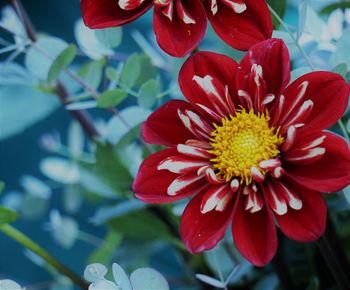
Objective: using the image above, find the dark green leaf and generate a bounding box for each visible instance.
[48,44,77,82]
[115,124,142,150]
[138,79,160,109]
[267,0,287,29]
[321,2,350,15]
[80,143,132,197]
[134,54,158,87]
[106,67,120,82]
[333,63,348,78]
[0,206,18,225]
[109,209,173,242]
[97,89,128,108]
[306,277,319,290]
[120,54,142,89]
[78,60,105,89]
[89,231,122,264]
[0,181,5,193]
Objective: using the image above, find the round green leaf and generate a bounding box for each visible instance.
[48,44,77,82]
[97,89,128,108]
[138,79,160,109]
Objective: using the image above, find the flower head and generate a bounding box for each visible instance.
[80,0,272,57]
[133,39,350,266]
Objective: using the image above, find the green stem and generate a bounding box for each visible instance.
[316,217,350,290]
[0,224,89,290]
[268,4,350,144]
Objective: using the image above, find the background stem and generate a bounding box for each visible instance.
[0,224,89,290]
[317,216,350,290]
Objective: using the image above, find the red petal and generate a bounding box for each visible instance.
[81,0,152,28]
[204,0,273,51]
[179,51,239,121]
[133,148,198,203]
[232,190,277,266]
[285,132,350,193]
[280,72,349,131]
[142,100,196,147]
[275,179,326,242]
[180,190,233,253]
[153,0,207,57]
[239,39,290,98]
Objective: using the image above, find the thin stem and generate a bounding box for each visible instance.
[272,233,296,290]
[268,4,350,143]
[5,0,154,152]
[0,224,88,290]
[316,216,350,290]
[2,1,100,140]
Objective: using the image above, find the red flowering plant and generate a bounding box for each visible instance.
[133,38,350,266]
[80,0,273,57]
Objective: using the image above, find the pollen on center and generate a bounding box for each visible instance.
[209,109,284,185]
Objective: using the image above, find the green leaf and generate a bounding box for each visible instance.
[333,63,348,78]
[25,36,68,80]
[120,54,142,89]
[267,0,287,29]
[97,89,128,108]
[80,143,132,197]
[321,2,350,15]
[306,277,319,290]
[95,27,123,49]
[138,79,160,109]
[109,209,173,242]
[115,124,142,150]
[0,206,18,225]
[48,44,77,82]
[134,55,157,87]
[89,231,122,264]
[106,67,120,82]
[0,181,4,193]
[78,59,105,89]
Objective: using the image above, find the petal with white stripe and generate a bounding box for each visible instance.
[167,174,205,196]
[158,155,210,174]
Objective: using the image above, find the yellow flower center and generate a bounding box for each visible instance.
[209,109,284,185]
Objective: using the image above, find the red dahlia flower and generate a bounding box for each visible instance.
[80,0,272,57]
[133,38,350,266]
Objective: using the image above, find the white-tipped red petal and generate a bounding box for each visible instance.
[284,147,326,164]
[250,166,265,183]
[142,100,196,147]
[221,0,247,13]
[285,132,350,193]
[244,189,264,213]
[200,184,229,213]
[177,144,212,159]
[175,0,196,24]
[118,0,146,10]
[265,182,288,215]
[158,155,209,174]
[204,168,225,185]
[167,174,205,196]
[275,180,326,242]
